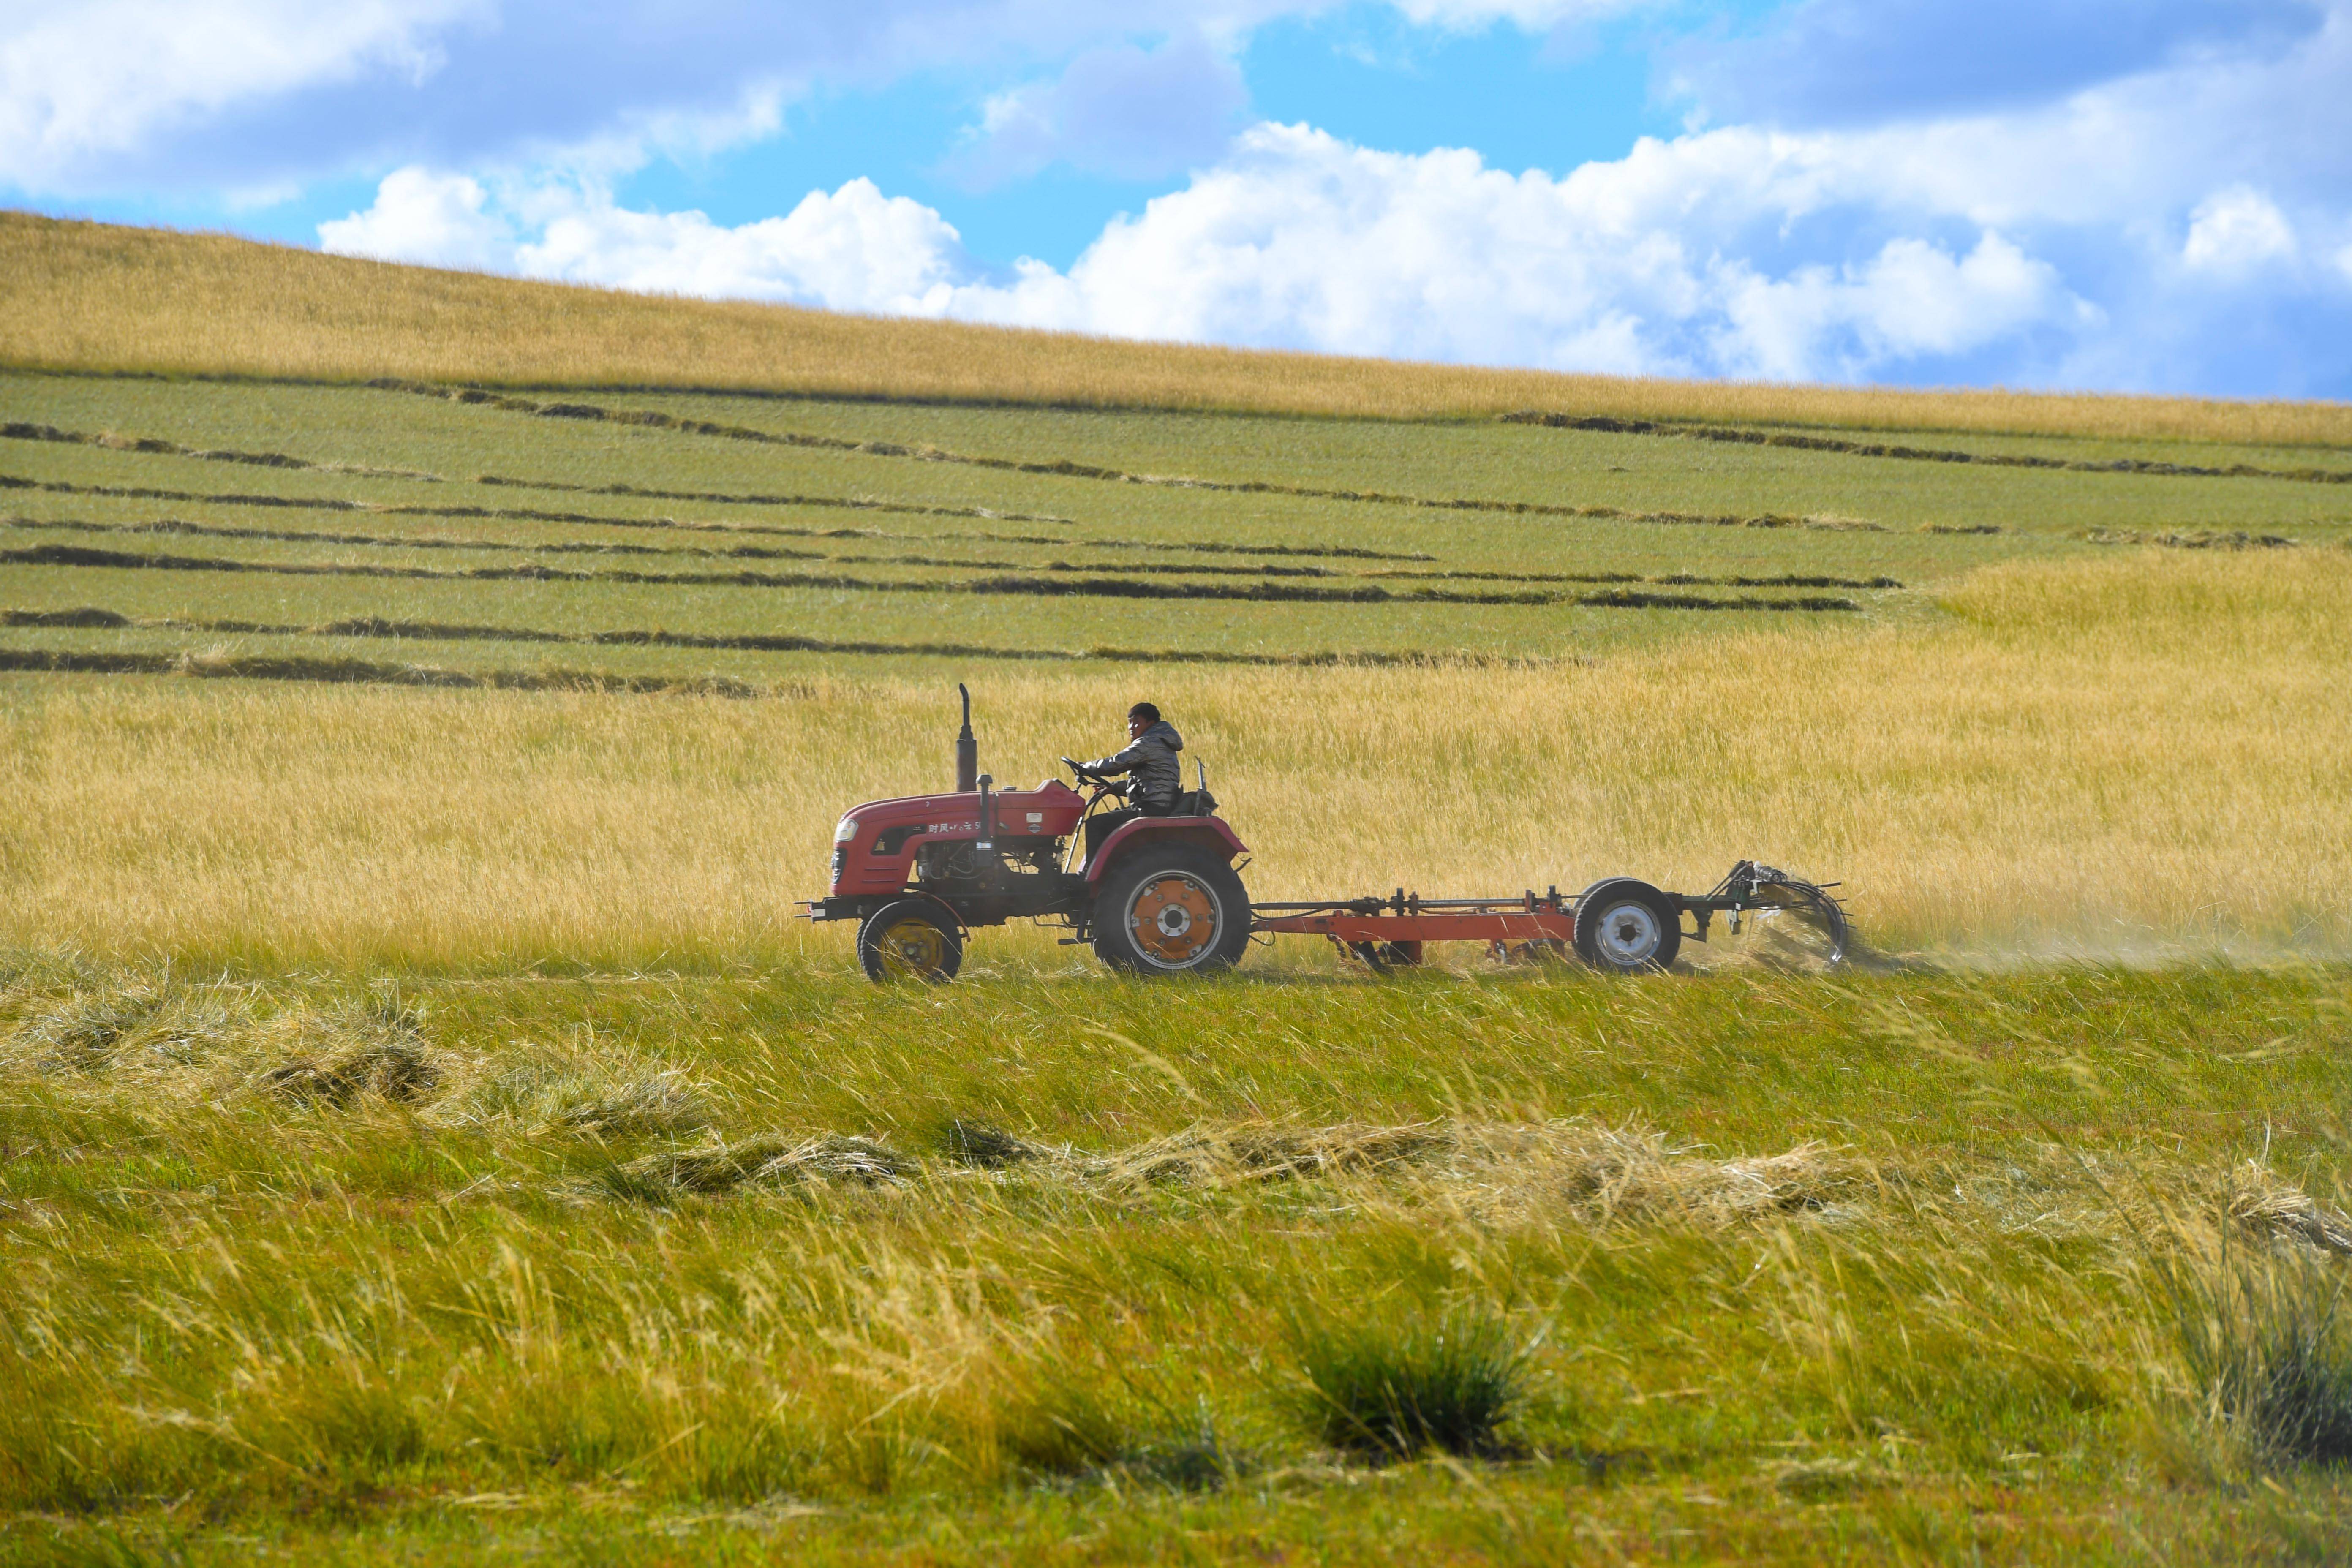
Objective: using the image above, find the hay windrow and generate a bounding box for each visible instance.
[623,1132,911,1193]
[2084,528,2301,549]
[0,541,1860,610]
[0,605,1571,674]
[1083,1119,1453,1188]
[2227,1163,2352,1256]
[253,998,439,1106]
[430,1043,717,1137]
[0,419,440,482]
[5,982,246,1075]
[373,380,1895,533]
[1506,410,2352,486]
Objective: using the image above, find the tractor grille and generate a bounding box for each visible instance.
[831,845,847,886]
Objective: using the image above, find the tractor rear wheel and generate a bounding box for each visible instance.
[858,900,964,983]
[1091,845,1252,975]
[1573,879,1680,974]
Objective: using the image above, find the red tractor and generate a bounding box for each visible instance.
[803,688,1848,980]
[805,686,1252,980]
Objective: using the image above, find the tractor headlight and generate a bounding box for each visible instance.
[834,816,858,844]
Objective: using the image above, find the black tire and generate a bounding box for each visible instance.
[1573,879,1681,973]
[1091,844,1252,975]
[857,899,965,983]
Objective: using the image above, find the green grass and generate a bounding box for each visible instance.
[3,959,2349,1562]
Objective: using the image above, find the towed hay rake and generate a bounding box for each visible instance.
[804,688,1849,980]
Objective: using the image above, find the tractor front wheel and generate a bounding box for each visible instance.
[1092,846,1252,975]
[1573,879,1681,974]
[857,900,965,983]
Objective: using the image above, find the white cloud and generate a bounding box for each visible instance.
[947,35,1246,188]
[518,179,973,314]
[1708,234,2080,381]
[321,123,2094,383]
[0,1,1681,195]
[2182,186,2298,273]
[0,0,480,189]
[318,166,512,270]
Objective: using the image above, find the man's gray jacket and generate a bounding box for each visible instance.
[1084,720,1184,811]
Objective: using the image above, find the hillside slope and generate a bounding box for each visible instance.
[5,211,2348,446]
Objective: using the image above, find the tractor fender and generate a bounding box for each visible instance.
[1083,816,1249,886]
[877,888,970,935]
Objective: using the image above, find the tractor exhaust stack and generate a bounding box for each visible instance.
[954,683,978,792]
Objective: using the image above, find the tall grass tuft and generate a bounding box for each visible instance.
[2154,1233,2352,1469]
[1289,1307,1528,1459]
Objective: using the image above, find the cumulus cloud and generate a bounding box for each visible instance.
[0,0,481,189]
[316,166,512,270]
[0,0,1650,195]
[946,34,1247,188]
[2182,186,2298,274]
[1669,0,2327,129]
[321,124,2098,383]
[520,180,975,313]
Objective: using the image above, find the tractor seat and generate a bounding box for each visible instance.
[1168,788,1218,818]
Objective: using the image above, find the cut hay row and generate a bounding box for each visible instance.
[381,380,1896,532]
[0,610,1573,674]
[1505,411,2352,485]
[2,460,1072,530]
[0,418,441,482]
[0,645,769,697]
[1,460,1898,550]
[5,512,836,563]
[0,543,1865,610]
[4,468,1444,563]
[0,516,1899,590]
[2084,528,2306,550]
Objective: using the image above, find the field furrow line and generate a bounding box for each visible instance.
[1503,410,2352,484]
[0,542,1862,610]
[373,380,1895,531]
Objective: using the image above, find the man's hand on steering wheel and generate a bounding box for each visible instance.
[1060,755,1099,783]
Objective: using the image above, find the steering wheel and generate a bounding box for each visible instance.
[1061,756,1104,784]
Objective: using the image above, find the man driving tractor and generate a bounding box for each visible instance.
[1079,702,1183,862]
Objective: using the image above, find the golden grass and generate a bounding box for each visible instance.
[0,550,2344,968]
[7,211,2349,448]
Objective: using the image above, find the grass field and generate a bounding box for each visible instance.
[4,223,2352,1563]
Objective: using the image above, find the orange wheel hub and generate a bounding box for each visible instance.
[1127,874,1218,966]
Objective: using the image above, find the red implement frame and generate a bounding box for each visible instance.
[1252,891,1578,965]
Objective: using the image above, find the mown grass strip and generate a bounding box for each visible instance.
[0,543,1863,610]
[1,517,1897,590]
[1503,411,2352,485]
[0,422,1438,563]
[0,467,1053,530]
[0,645,765,695]
[4,513,831,563]
[379,380,1892,532]
[0,613,1570,673]
[0,419,441,481]
[0,473,1443,563]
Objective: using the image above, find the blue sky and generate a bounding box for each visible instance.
[7,1,2349,397]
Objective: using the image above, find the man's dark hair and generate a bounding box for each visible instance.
[1129,702,1160,723]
